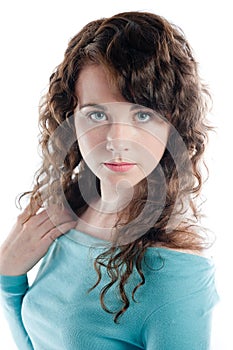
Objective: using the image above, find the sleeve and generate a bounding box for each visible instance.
[141,288,219,350]
[0,274,33,350]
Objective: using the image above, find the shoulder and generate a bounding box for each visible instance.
[140,247,218,347]
[141,244,216,301]
[164,247,211,259]
[149,243,212,259]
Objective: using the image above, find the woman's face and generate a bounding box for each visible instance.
[74,64,170,188]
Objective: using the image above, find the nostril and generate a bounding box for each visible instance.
[106,142,114,152]
[106,139,129,152]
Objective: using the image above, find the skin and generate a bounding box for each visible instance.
[74,64,170,233]
[74,65,207,257]
[0,65,205,276]
[0,204,77,276]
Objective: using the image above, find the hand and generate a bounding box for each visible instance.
[0,204,77,276]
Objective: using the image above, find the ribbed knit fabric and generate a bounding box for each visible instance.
[0,229,219,349]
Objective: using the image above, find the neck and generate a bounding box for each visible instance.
[95,180,134,214]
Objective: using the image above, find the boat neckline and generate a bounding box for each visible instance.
[63,228,213,262]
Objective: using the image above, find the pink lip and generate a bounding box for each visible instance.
[104,162,136,172]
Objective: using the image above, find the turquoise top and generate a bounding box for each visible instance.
[0,229,219,349]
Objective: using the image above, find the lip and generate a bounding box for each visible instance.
[104,162,136,172]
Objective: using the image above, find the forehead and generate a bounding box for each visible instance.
[75,64,127,106]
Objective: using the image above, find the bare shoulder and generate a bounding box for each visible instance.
[170,248,210,258]
[152,244,211,259]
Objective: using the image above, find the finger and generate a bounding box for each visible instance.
[31,207,73,227]
[17,201,41,223]
[42,220,77,242]
[36,218,55,237]
[37,215,77,238]
[45,204,68,218]
[27,209,49,226]
[43,208,76,228]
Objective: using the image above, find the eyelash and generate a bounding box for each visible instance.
[86,110,153,123]
[135,111,152,122]
[86,111,106,122]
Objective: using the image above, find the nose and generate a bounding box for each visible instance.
[106,122,130,152]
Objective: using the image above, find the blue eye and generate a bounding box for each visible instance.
[89,111,107,122]
[136,111,151,122]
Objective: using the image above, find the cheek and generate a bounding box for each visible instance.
[76,128,106,162]
[137,127,169,163]
[148,137,167,159]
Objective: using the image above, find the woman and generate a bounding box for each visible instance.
[0,11,219,349]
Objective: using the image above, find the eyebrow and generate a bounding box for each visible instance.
[130,104,144,111]
[80,103,144,111]
[79,103,108,111]
[79,102,166,120]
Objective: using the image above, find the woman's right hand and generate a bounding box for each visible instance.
[0,204,77,276]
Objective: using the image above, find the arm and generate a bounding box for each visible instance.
[141,288,219,350]
[0,204,77,349]
[0,274,33,349]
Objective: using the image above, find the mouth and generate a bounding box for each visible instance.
[104,162,136,173]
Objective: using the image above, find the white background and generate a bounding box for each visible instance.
[0,0,232,348]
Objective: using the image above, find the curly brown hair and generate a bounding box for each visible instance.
[19,11,213,322]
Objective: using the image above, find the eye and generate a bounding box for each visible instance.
[88,111,107,122]
[135,111,151,122]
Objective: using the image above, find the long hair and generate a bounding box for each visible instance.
[19,11,212,322]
